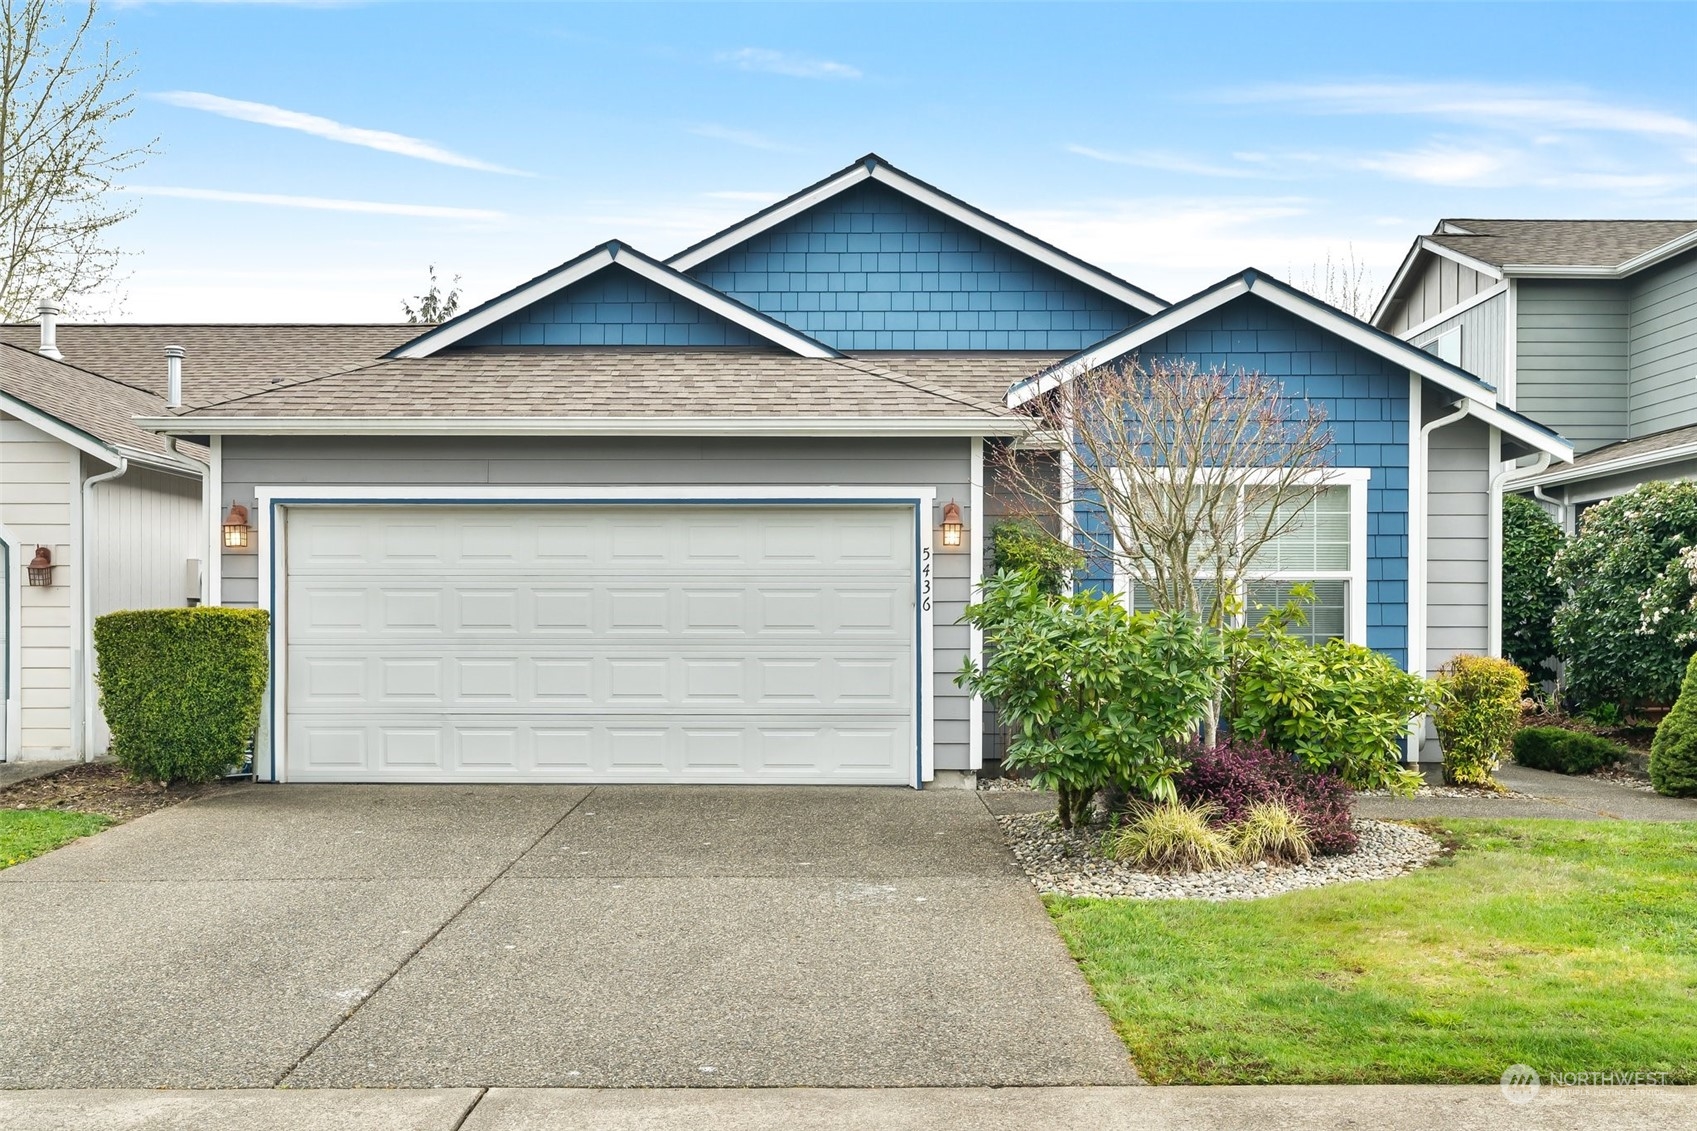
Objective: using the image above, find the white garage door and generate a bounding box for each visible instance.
[283,504,916,784]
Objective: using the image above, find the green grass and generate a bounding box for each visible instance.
[1048,819,1697,1084]
[0,809,112,869]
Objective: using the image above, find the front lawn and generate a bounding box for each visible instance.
[0,809,112,869]
[1050,819,1697,1083]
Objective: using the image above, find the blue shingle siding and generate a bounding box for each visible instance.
[461,265,763,348]
[685,181,1140,351]
[1072,294,1410,668]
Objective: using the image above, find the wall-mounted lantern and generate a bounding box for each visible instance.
[940,499,964,549]
[222,501,251,549]
[27,546,54,587]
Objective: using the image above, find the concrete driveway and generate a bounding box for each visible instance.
[0,784,1134,1089]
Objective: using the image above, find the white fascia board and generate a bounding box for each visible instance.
[391,246,837,360]
[1417,237,1506,283]
[1521,440,1697,489]
[863,165,1167,317]
[1372,237,1505,329]
[1502,227,1697,279]
[0,390,121,467]
[1464,402,1573,463]
[667,164,874,270]
[1370,238,1429,328]
[1395,280,1510,342]
[134,415,1032,438]
[112,444,204,479]
[1006,279,1252,408]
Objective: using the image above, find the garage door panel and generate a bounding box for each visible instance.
[285,505,916,784]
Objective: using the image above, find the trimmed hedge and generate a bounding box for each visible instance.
[1650,653,1697,797]
[1511,726,1629,776]
[94,608,270,785]
[1434,655,1527,787]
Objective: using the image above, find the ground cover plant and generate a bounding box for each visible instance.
[0,809,110,869]
[1048,819,1697,1083]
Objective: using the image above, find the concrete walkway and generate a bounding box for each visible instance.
[0,760,76,788]
[1354,764,1697,822]
[0,1085,1689,1130]
[0,784,1132,1090]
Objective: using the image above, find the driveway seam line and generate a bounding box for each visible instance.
[450,1087,489,1130]
[272,787,599,1087]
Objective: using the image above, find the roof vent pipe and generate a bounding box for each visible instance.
[165,345,184,408]
[37,303,61,359]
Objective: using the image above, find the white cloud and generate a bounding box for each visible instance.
[1349,145,1515,186]
[1218,81,1697,141]
[689,123,794,152]
[152,91,528,174]
[714,48,861,80]
[1065,144,1270,179]
[127,185,505,221]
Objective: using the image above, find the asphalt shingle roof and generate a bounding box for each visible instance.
[0,343,194,462]
[167,348,1019,421]
[1556,422,1697,473]
[0,323,419,407]
[846,351,1068,407]
[1426,219,1697,269]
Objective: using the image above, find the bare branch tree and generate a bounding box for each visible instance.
[402,264,461,324]
[1290,244,1380,322]
[994,357,1334,740]
[0,0,150,320]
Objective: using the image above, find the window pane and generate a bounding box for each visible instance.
[1129,578,1218,620]
[1247,579,1347,643]
[1250,486,1351,572]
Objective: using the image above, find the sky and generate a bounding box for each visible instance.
[90,0,1697,323]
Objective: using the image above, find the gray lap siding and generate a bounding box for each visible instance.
[218,434,976,773]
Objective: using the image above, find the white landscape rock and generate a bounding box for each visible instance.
[998,813,1443,901]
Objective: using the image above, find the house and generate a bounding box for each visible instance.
[6,155,1564,780]
[1372,218,1697,529]
[0,319,420,762]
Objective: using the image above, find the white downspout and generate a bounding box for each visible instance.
[1531,482,1567,532]
[1408,395,1472,767]
[79,456,128,759]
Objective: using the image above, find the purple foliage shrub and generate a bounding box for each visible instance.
[1176,741,1357,855]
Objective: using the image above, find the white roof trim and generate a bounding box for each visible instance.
[134,415,1032,438]
[390,244,838,360]
[1522,437,1696,489]
[1395,279,1509,342]
[1463,401,1573,463]
[1372,235,1506,327]
[667,159,1168,317]
[1008,272,1501,413]
[1502,228,1697,278]
[0,390,121,466]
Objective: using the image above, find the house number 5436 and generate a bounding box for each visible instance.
[920,546,933,612]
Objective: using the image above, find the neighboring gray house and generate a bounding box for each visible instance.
[1373,218,1697,529]
[4,156,1563,780]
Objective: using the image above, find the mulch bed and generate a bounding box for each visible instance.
[0,762,237,822]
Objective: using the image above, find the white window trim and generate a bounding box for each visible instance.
[252,485,937,788]
[1106,467,1371,645]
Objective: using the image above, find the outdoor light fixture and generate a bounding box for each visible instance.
[27,546,53,587]
[940,499,964,548]
[222,501,251,549]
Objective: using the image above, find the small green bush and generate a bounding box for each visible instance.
[1232,800,1312,866]
[989,519,1083,594]
[1108,801,1238,873]
[94,608,270,785]
[1502,495,1567,683]
[1225,610,1432,794]
[1650,653,1697,797]
[1511,726,1628,776]
[1433,655,1528,787]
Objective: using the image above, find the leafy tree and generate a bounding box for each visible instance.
[1502,494,1566,683]
[1552,481,1697,713]
[0,0,151,319]
[988,519,1081,594]
[402,263,461,323]
[957,569,1223,829]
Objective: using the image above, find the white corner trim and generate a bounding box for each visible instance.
[667,159,1166,316]
[1504,278,1519,409]
[391,244,837,360]
[968,435,984,772]
[1405,373,1425,677]
[252,486,940,788]
[135,416,1029,439]
[207,435,223,607]
[1394,280,1510,343]
[0,521,20,762]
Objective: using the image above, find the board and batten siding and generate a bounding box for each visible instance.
[1627,249,1697,438]
[1515,280,1630,453]
[217,435,978,773]
[85,461,204,752]
[1386,254,1498,335]
[0,415,76,758]
[1409,291,1508,389]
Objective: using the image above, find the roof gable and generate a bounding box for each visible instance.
[389,242,838,360]
[460,263,767,348]
[669,155,1166,339]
